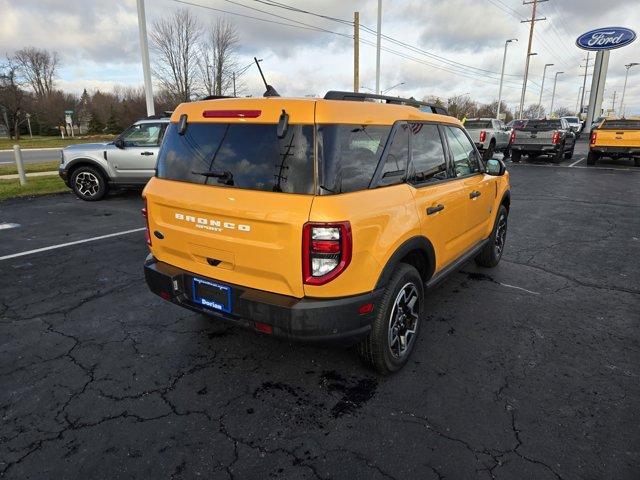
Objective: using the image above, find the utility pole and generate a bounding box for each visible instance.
[579,52,591,117]
[620,62,639,117]
[497,38,517,119]
[375,0,382,94]
[233,72,236,97]
[518,0,547,119]
[136,0,155,116]
[549,71,563,116]
[611,90,617,114]
[537,63,554,118]
[575,86,582,114]
[354,11,360,93]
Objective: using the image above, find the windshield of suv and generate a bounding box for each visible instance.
[563,117,580,124]
[318,124,392,194]
[522,119,562,131]
[464,120,493,129]
[157,123,315,194]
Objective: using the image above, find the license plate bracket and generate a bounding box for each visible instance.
[192,277,232,313]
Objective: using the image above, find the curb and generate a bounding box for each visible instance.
[0,171,59,180]
[0,147,62,153]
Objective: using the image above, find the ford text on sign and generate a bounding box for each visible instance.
[576,27,636,51]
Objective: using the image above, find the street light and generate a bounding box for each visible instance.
[549,71,564,117]
[382,82,405,94]
[497,38,517,119]
[537,63,554,118]
[620,62,639,117]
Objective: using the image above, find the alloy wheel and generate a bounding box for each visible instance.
[494,214,507,257]
[75,171,100,197]
[387,283,420,359]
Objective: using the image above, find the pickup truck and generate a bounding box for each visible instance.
[464,118,511,160]
[510,118,576,164]
[588,118,640,167]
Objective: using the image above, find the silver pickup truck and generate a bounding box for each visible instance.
[59,116,170,201]
[464,118,512,160]
[510,118,576,164]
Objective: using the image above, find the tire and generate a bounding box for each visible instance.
[482,141,495,161]
[502,147,511,160]
[358,263,424,375]
[564,147,574,160]
[586,151,599,166]
[475,205,508,268]
[634,157,640,168]
[552,143,565,164]
[71,165,108,201]
[511,150,521,163]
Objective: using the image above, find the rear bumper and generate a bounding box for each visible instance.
[143,255,382,344]
[511,144,558,153]
[591,146,640,156]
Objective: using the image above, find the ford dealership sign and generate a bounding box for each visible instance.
[576,27,636,51]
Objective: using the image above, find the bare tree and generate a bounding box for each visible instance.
[522,104,545,119]
[447,95,477,120]
[553,106,573,118]
[150,8,202,103]
[0,61,25,140]
[199,18,240,96]
[12,47,59,98]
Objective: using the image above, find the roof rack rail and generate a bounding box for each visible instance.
[324,90,448,116]
[200,95,235,101]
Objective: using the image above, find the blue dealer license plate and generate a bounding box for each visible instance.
[192,277,232,313]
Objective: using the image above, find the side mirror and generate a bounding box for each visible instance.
[114,138,125,149]
[486,158,506,176]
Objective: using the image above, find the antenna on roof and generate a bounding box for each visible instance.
[254,57,280,97]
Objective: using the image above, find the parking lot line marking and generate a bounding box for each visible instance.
[0,223,20,230]
[568,158,584,167]
[0,227,145,261]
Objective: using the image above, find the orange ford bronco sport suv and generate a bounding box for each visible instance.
[143,91,511,374]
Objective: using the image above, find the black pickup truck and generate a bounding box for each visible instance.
[510,118,576,164]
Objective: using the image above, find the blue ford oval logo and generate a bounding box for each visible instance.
[576,27,636,51]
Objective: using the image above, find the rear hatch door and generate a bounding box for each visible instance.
[144,100,316,298]
[596,119,640,147]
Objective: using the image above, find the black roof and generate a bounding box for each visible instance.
[324,90,448,115]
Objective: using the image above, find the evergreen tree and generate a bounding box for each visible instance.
[105,106,121,134]
[87,111,104,135]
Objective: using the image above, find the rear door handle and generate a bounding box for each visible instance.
[426,204,444,215]
[141,151,154,156]
[469,190,481,199]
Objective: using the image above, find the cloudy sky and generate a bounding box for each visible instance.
[1,0,639,115]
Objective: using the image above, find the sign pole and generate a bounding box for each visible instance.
[585,50,609,134]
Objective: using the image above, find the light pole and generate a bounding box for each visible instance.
[549,71,564,117]
[136,0,154,116]
[497,38,517,119]
[537,63,553,118]
[620,62,639,117]
[375,0,382,94]
[518,52,537,118]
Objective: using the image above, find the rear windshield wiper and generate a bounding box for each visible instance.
[191,170,231,178]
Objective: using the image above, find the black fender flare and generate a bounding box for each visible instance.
[500,189,511,211]
[65,158,109,182]
[375,236,436,289]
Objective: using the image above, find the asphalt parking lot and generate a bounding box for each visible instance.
[1,145,639,479]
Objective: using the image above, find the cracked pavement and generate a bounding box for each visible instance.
[1,161,639,479]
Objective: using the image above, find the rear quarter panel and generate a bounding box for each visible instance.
[305,184,420,298]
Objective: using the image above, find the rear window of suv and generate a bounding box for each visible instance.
[600,119,640,130]
[157,123,315,194]
[318,124,392,194]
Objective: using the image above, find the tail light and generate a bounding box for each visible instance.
[552,131,560,145]
[302,222,352,285]
[510,130,516,144]
[590,131,597,145]
[479,131,487,143]
[142,199,151,247]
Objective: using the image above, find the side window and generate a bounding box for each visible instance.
[379,123,409,187]
[444,126,481,177]
[122,123,162,147]
[408,123,447,184]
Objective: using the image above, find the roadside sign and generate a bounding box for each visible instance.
[65,114,72,124]
[65,110,74,115]
[576,27,636,51]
